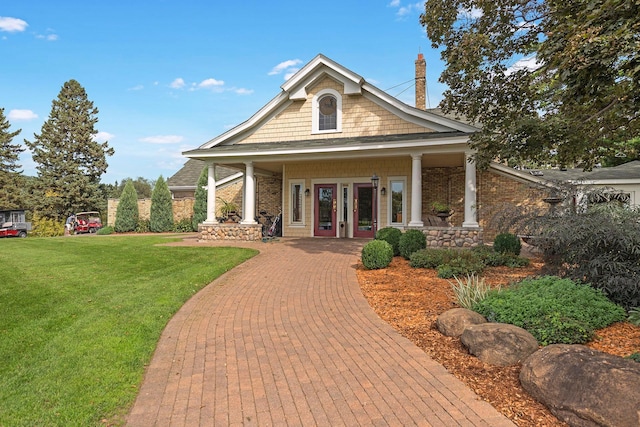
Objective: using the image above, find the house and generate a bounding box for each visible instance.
[179,54,552,243]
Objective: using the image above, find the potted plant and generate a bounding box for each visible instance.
[217,197,239,222]
[431,201,451,215]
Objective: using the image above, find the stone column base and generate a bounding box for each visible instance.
[199,223,262,241]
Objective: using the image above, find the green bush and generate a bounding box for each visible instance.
[398,229,426,259]
[473,276,627,345]
[149,176,174,232]
[30,214,65,237]
[627,353,640,362]
[409,248,451,268]
[96,226,114,235]
[450,274,493,309]
[375,227,402,256]
[436,254,485,278]
[114,180,139,232]
[493,233,521,255]
[135,219,150,233]
[173,217,195,232]
[192,166,208,230]
[361,240,393,270]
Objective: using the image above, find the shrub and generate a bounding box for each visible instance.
[398,229,426,259]
[436,254,485,278]
[192,166,208,231]
[450,274,493,309]
[173,217,195,232]
[114,180,139,232]
[409,248,451,269]
[375,227,402,256]
[96,226,114,235]
[30,213,65,237]
[627,353,640,363]
[149,176,174,232]
[135,219,150,233]
[361,240,393,270]
[473,276,627,345]
[629,307,640,326]
[493,233,521,255]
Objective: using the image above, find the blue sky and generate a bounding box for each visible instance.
[1,1,449,184]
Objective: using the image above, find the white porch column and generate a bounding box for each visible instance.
[204,163,217,224]
[409,154,424,227]
[462,151,479,227]
[241,161,257,224]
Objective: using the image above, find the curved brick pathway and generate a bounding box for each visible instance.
[127,238,514,426]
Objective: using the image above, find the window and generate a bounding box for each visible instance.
[388,178,406,225]
[290,181,304,224]
[312,89,342,134]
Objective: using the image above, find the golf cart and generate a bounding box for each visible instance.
[73,211,103,234]
[0,209,32,238]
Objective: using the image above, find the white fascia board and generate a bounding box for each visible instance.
[168,185,196,191]
[282,54,363,97]
[199,92,291,149]
[217,172,244,186]
[288,67,362,100]
[362,84,480,133]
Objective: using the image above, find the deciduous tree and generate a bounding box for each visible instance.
[25,79,114,219]
[0,108,24,209]
[421,0,640,169]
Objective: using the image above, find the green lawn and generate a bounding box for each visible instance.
[0,235,257,426]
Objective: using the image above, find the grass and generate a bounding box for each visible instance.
[0,235,257,426]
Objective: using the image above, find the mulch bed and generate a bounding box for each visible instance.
[356,256,640,427]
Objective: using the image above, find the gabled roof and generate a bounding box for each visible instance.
[192,54,479,151]
[490,160,640,185]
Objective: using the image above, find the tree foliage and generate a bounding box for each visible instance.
[24,79,114,219]
[114,180,139,232]
[111,177,155,199]
[0,108,24,209]
[421,0,640,169]
[192,166,208,230]
[149,176,173,232]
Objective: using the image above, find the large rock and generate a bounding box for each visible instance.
[460,323,539,366]
[436,308,486,337]
[520,344,640,427]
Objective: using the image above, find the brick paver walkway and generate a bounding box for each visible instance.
[127,238,514,426]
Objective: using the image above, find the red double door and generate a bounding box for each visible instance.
[313,183,374,238]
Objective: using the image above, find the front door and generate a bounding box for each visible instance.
[353,183,375,238]
[314,184,337,237]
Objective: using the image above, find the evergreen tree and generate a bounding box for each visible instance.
[25,79,114,219]
[149,175,173,232]
[192,166,208,230]
[0,108,24,209]
[114,180,138,232]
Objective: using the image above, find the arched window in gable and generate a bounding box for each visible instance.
[312,89,342,134]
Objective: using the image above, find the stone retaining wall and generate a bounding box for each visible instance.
[199,223,262,241]
[422,227,483,248]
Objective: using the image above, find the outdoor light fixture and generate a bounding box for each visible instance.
[304,188,310,196]
[380,187,386,196]
[370,173,379,190]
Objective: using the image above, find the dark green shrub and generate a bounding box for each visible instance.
[627,353,640,362]
[135,219,150,233]
[149,176,174,232]
[114,180,139,232]
[192,166,208,230]
[473,276,626,345]
[96,226,114,235]
[436,253,485,278]
[361,240,393,270]
[399,229,426,259]
[493,233,521,255]
[375,227,402,256]
[409,248,452,268]
[173,217,194,232]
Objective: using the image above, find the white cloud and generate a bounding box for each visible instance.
[8,109,37,121]
[389,2,423,17]
[234,88,254,95]
[94,131,114,142]
[128,84,144,91]
[506,56,541,76]
[139,135,184,144]
[198,78,224,88]
[284,69,299,80]
[458,7,483,20]
[0,17,28,32]
[169,78,186,89]
[388,0,400,6]
[36,32,58,41]
[268,59,302,76]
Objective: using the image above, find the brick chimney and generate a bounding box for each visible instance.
[415,53,426,110]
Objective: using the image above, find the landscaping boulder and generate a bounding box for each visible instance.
[460,323,539,366]
[436,308,486,337]
[520,344,640,427]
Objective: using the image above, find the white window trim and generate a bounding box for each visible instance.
[387,176,407,226]
[289,180,306,226]
[312,88,342,134]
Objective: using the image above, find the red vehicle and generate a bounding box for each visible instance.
[0,209,31,238]
[73,211,103,234]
